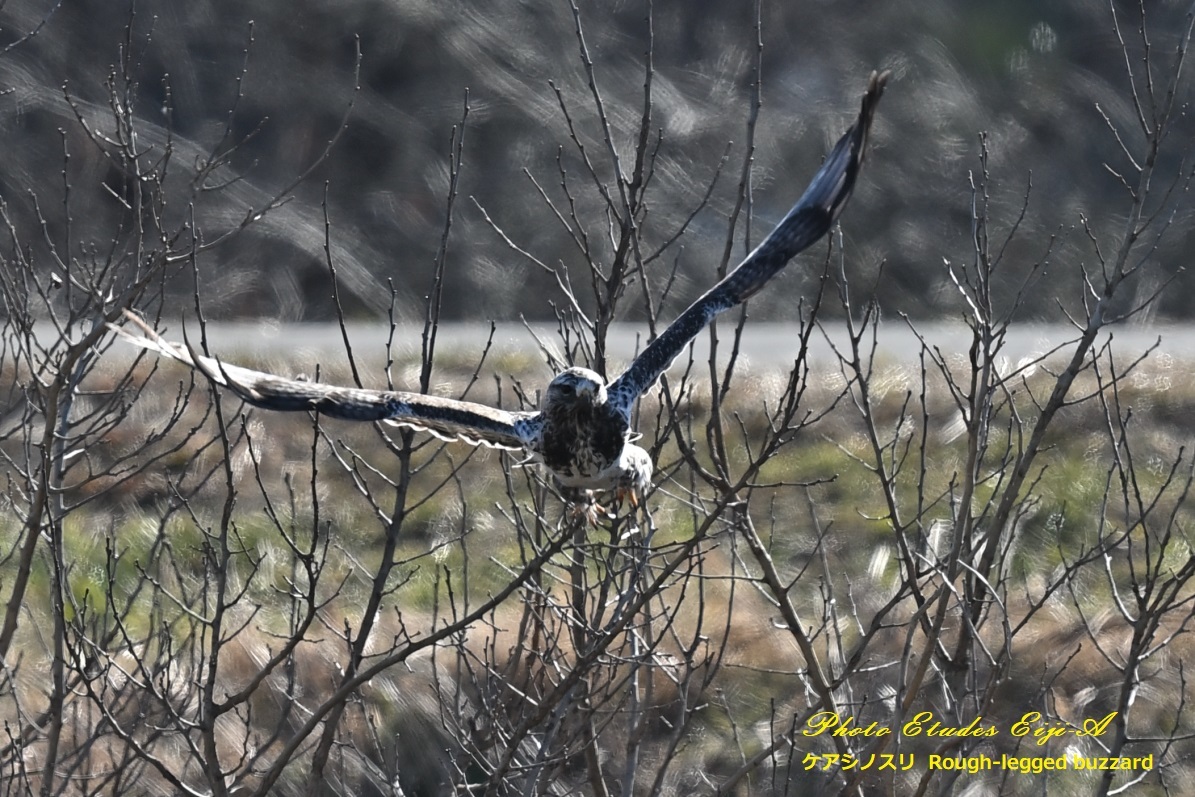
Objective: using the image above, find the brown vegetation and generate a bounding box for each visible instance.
[2,2,1194,795]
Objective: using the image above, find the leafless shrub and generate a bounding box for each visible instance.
[1,1,1193,796]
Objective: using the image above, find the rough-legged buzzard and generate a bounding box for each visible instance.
[113,72,888,506]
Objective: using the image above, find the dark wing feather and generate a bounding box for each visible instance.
[607,71,888,418]
[111,313,540,451]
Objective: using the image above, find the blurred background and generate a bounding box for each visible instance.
[0,0,1190,327]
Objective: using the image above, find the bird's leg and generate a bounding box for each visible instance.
[607,489,653,544]
[558,483,641,526]
[588,487,642,538]
[560,485,604,525]
[615,485,640,510]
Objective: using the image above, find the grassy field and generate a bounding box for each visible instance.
[3,332,1192,795]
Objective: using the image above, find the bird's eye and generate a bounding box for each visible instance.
[556,384,574,396]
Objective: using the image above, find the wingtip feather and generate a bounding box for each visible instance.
[854,69,891,162]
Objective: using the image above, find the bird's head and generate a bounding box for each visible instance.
[545,366,607,410]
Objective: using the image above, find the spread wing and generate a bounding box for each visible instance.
[607,70,888,418]
[111,312,541,451]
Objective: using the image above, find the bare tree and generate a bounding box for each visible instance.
[1,1,1193,796]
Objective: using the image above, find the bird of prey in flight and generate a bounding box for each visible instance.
[113,71,888,507]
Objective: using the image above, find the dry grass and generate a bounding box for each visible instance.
[2,338,1193,794]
